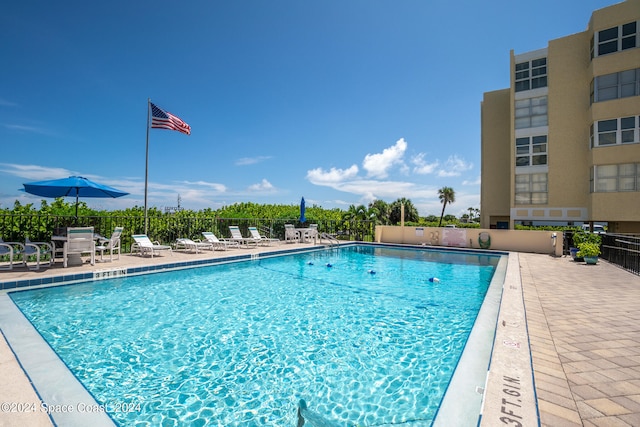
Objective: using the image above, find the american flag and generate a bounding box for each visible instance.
[150,102,191,135]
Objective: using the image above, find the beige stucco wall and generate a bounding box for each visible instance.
[546,32,591,209]
[480,0,639,229]
[588,0,640,225]
[588,0,640,35]
[375,226,563,256]
[480,89,511,229]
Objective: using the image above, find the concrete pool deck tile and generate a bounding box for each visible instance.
[520,253,640,427]
[599,368,639,382]
[0,334,53,427]
[583,397,632,416]
[573,384,611,400]
[612,396,640,414]
[538,399,582,424]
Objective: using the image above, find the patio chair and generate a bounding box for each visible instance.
[95,226,123,262]
[248,227,280,246]
[131,235,173,258]
[175,238,213,254]
[284,224,300,243]
[23,238,54,270]
[228,226,258,246]
[201,232,240,250]
[0,238,22,270]
[302,224,319,243]
[63,227,95,268]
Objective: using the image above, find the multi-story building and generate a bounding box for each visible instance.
[481,0,640,232]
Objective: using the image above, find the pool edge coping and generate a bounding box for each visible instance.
[433,252,509,426]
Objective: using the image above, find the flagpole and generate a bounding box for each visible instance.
[144,98,151,235]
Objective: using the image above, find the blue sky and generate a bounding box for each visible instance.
[1,0,616,217]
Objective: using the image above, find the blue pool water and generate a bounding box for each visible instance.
[11,245,499,426]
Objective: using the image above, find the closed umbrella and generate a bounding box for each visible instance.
[23,176,129,218]
[299,197,306,223]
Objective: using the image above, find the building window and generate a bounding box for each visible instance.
[593,68,640,102]
[515,96,548,129]
[516,135,547,167]
[594,21,638,57]
[593,163,640,192]
[592,116,640,146]
[515,173,548,204]
[515,58,547,92]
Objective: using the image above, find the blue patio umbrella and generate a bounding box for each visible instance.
[23,176,129,218]
[299,197,306,223]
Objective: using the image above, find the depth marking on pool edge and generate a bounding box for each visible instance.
[93,268,127,280]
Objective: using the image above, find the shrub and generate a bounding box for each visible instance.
[572,230,602,247]
[577,242,601,257]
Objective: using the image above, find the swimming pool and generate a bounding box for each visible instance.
[9,245,501,426]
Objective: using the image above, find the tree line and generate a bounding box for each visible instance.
[3,187,478,227]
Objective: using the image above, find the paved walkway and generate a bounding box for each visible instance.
[521,253,640,427]
[0,248,639,426]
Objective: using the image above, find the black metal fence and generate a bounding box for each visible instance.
[600,233,640,276]
[562,230,575,256]
[564,231,640,275]
[0,214,375,253]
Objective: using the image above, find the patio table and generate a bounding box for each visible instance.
[52,234,101,266]
[295,228,317,243]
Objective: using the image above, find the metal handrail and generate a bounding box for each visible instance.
[319,232,340,247]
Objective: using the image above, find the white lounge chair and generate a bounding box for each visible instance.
[131,234,173,257]
[63,227,95,268]
[284,224,300,243]
[248,227,280,246]
[201,232,240,250]
[175,238,213,253]
[95,226,123,262]
[228,226,258,246]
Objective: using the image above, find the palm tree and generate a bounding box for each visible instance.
[368,200,390,225]
[389,198,419,225]
[437,187,456,227]
[342,204,372,221]
[342,204,378,240]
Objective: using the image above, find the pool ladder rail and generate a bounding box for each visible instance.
[319,232,340,247]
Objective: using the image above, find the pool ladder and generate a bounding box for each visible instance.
[319,232,339,247]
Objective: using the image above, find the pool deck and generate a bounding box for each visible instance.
[1,245,639,426]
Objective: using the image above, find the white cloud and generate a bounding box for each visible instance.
[0,163,75,180]
[306,165,359,185]
[362,138,407,178]
[235,156,272,166]
[462,176,481,185]
[305,138,449,214]
[248,179,275,192]
[411,153,439,175]
[336,179,431,199]
[183,180,228,193]
[2,124,55,136]
[437,155,473,177]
